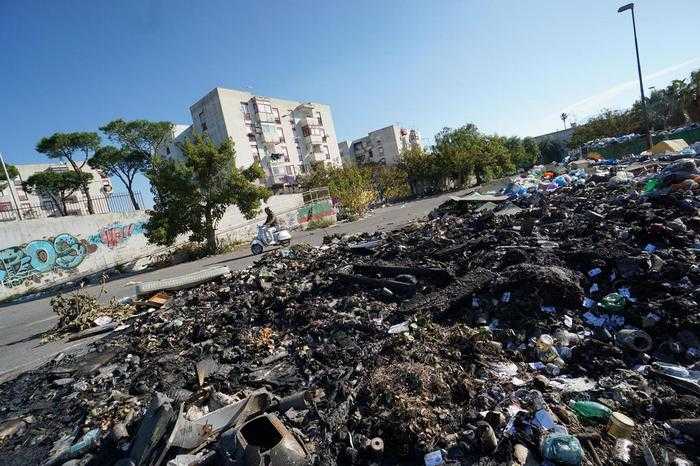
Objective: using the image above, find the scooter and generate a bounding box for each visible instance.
[250,225,292,255]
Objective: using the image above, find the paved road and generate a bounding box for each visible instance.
[0,192,461,383]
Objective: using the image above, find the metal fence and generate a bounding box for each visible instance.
[0,192,144,222]
[302,187,330,204]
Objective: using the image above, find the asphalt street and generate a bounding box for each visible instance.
[0,192,462,383]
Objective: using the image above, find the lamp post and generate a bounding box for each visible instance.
[618,3,653,150]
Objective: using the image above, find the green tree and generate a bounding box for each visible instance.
[89,146,147,210]
[477,136,515,183]
[100,119,173,162]
[0,164,19,191]
[538,139,569,164]
[432,124,515,186]
[399,146,439,194]
[372,165,410,202]
[569,109,640,148]
[36,132,101,214]
[687,69,700,121]
[433,124,482,187]
[522,137,541,167]
[146,134,269,253]
[299,163,377,219]
[23,171,93,216]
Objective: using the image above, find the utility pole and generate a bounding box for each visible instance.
[0,151,22,220]
[618,3,653,150]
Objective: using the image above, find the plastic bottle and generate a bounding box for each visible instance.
[643,178,661,193]
[568,400,612,422]
[540,432,583,465]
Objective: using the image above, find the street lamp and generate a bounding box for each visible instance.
[618,3,653,150]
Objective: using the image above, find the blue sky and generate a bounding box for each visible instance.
[1,1,698,207]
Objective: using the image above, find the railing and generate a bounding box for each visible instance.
[0,192,144,222]
[303,187,330,204]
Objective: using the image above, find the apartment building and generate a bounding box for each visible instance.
[339,125,422,166]
[0,162,113,220]
[161,88,343,186]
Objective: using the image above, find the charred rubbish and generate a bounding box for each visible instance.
[0,156,699,465]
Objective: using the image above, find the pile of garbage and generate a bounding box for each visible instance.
[1,157,700,465]
[583,122,700,151]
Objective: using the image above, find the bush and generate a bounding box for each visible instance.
[299,164,377,219]
[374,165,411,202]
[306,218,336,230]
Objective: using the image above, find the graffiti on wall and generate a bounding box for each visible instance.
[297,199,335,224]
[0,221,147,289]
[0,234,93,288]
[88,221,146,249]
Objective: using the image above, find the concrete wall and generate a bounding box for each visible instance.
[0,193,315,301]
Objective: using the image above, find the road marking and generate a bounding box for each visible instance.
[24,315,58,327]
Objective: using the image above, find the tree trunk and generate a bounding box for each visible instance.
[82,184,95,214]
[66,158,95,214]
[204,208,217,254]
[55,196,66,216]
[127,181,140,210]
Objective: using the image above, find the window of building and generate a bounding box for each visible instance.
[250,143,260,158]
[199,110,205,120]
[285,165,293,175]
[241,102,251,120]
[201,121,207,131]
[166,147,171,155]
[298,165,305,174]
[0,201,12,212]
[297,147,303,161]
[311,127,326,136]
[323,145,330,160]
[272,166,280,175]
[272,108,281,124]
[315,111,323,125]
[282,146,290,162]
[258,103,272,114]
[276,127,285,143]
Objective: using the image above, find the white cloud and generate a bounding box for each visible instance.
[525,57,700,136]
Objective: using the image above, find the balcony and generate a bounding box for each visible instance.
[303,134,325,145]
[260,123,281,145]
[305,148,330,164]
[299,116,322,128]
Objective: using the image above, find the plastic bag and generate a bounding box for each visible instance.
[540,432,583,465]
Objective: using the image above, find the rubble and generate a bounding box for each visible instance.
[1,155,700,465]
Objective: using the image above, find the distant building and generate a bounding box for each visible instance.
[0,162,113,220]
[160,87,343,187]
[339,125,421,166]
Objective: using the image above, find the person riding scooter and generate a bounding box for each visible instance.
[262,207,278,243]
